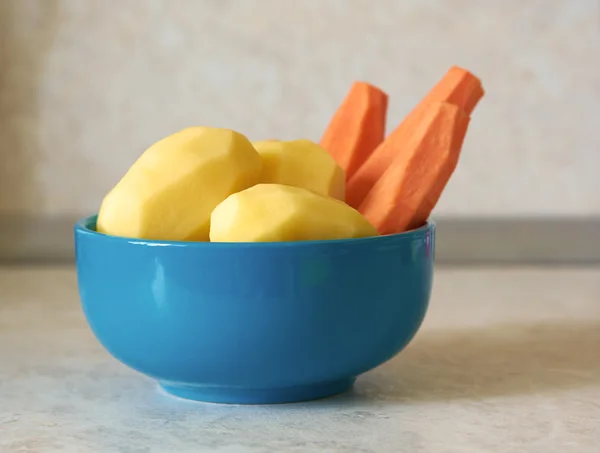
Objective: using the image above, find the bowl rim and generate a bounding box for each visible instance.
[74,214,435,249]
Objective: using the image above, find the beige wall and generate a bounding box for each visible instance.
[1,0,598,217]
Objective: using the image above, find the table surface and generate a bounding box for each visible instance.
[1,266,599,453]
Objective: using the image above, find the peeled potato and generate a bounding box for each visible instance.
[210,183,378,242]
[252,139,345,200]
[97,127,262,241]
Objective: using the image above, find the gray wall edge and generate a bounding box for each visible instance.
[1,215,600,265]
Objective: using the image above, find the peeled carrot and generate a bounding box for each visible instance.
[359,101,470,235]
[320,82,388,180]
[346,66,484,208]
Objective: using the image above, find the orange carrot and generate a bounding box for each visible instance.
[346,66,484,208]
[359,101,470,235]
[320,82,388,180]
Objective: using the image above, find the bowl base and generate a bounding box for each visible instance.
[159,377,355,404]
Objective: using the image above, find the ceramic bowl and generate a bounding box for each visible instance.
[74,215,434,404]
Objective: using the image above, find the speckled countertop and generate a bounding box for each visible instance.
[1,266,599,452]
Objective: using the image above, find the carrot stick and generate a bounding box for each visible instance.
[320,82,388,180]
[358,101,470,235]
[346,66,483,208]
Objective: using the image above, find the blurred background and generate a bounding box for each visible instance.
[0,1,598,246]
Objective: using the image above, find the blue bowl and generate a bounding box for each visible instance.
[74,215,435,404]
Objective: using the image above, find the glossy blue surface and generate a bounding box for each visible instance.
[74,216,435,404]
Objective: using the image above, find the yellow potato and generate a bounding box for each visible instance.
[210,184,378,242]
[252,139,345,200]
[97,127,262,241]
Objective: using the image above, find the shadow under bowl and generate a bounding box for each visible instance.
[74,216,435,404]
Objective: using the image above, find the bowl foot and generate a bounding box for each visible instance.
[159,377,355,404]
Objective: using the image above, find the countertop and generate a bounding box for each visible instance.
[1,266,599,453]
